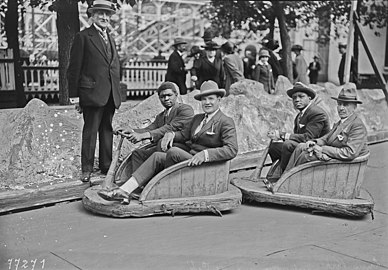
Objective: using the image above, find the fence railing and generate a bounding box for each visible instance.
[22,61,168,99]
[0,49,15,91]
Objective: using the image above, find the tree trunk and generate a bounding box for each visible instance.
[5,0,26,108]
[55,0,80,105]
[274,1,293,81]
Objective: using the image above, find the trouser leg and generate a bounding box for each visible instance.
[132,152,167,187]
[268,142,283,163]
[165,147,193,168]
[98,96,115,172]
[279,140,299,171]
[81,106,104,173]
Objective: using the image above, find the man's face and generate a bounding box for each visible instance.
[177,44,186,53]
[206,49,216,58]
[291,91,311,111]
[337,101,356,119]
[201,94,220,114]
[91,10,112,30]
[159,88,177,109]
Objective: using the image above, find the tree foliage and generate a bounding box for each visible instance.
[201,0,387,39]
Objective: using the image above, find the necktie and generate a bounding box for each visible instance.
[100,31,108,45]
[194,114,208,135]
[163,109,169,124]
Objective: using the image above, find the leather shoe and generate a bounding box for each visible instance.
[98,188,130,203]
[80,172,91,183]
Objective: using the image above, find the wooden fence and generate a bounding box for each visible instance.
[22,61,168,99]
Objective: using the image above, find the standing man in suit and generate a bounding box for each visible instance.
[285,83,368,170]
[98,80,238,202]
[267,82,330,180]
[165,37,188,95]
[67,0,121,182]
[338,42,358,85]
[119,81,194,181]
[308,56,321,84]
[220,41,244,95]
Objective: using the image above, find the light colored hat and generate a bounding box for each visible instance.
[88,0,116,14]
[258,49,270,58]
[332,83,362,104]
[172,37,187,47]
[286,82,316,99]
[194,80,226,101]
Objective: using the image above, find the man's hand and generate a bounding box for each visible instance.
[188,151,206,166]
[161,132,175,152]
[191,75,198,82]
[126,132,146,143]
[75,102,82,114]
[267,130,280,140]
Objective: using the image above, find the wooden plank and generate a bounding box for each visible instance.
[181,167,195,197]
[331,164,350,199]
[168,170,182,198]
[193,166,206,196]
[311,164,326,198]
[287,171,302,194]
[343,163,360,199]
[216,165,228,194]
[323,163,338,198]
[354,159,367,197]
[204,165,216,195]
[299,166,313,196]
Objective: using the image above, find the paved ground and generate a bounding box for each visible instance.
[1,142,387,270]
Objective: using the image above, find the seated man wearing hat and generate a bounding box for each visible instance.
[165,37,188,95]
[284,83,368,170]
[117,82,194,183]
[267,82,330,181]
[98,80,238,202]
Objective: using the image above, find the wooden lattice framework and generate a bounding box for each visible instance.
[0,0,207,60]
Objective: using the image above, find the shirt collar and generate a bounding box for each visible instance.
[299,101,312,117]
[94,23,106,34]
[205,109,219,121]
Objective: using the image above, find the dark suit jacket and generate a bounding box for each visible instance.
[67,25,121,108]
[290,103,331,143]
[134,103,194,142]
[174,110,238,162]
[316,113,369,160]
[223,54,244,92]
[191,55,225,88]
[165,50,187,94]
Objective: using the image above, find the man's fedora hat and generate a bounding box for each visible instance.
[220,41,235,54]
[88,0,116,14]
[332,83,362,104]
[286,82,316,99]
[291,44,303,51]
[194,80,226,101]
[172,37,187,47]
[258,49,270,58]
[202,41,220,50]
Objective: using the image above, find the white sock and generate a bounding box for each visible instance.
[120,177,139,194]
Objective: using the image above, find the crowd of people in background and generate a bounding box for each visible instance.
[163,30,329,96]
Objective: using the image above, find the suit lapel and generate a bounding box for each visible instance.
[327,114,357,144]
[195,110,222,138]
[89,26,109,63]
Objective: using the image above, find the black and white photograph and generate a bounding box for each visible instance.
[0,0,387,269]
